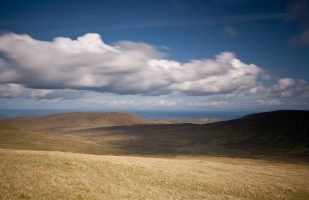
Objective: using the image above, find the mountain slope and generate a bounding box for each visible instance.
[0,122,116,154]
[66,110,309,159]
[206,110,309,153]
[1,112,152,133]
[0,110,308,160]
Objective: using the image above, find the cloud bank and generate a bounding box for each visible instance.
[0,33,262,96]
[250,78,309,98]
[0,32,308,111]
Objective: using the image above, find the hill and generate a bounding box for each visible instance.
[1,110,309,199]
[207,110,309,153]
[1,112,153,133]
[0,110,308,160]
[0,122,113,154]
[57,110,308,160]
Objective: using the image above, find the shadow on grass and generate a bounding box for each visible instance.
[76,118,309,163]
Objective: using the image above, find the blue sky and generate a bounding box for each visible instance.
[0,0,308,111]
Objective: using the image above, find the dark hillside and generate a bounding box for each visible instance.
[210,110,309,152]
[1,110,308,160]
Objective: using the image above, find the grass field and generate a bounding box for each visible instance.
[1,148,309,200]
[0,111,309,199]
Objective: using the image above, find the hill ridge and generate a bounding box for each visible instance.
[0,111,151,132]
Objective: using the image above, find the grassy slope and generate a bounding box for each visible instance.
[0,123,118,155]
[1,111,309,199]
[214,110,309,151]
[0,112,154,133]
[1,110,308,160]
[1,148,309,200]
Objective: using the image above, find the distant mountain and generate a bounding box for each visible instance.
[1,112,152,133]
[1,112,219,133]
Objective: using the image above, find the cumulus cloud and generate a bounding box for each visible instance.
[0,33,262,97]
[249,85,267,95]
[249,78,309,98]
[270,78,309,97]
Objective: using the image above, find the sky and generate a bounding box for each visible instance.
[0,0,308,112]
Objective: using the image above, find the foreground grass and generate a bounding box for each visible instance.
[1,148,308,200]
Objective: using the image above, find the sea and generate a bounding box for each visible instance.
[0,109,254,120]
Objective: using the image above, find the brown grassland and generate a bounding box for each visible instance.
[0,111,308,199]
[1,149,309,200]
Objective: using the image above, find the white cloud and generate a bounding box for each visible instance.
[0,84,23,98]
[255,99,281,106]
[150,52,261,95]
[270,78,309,97]
[249,85,268,94]
[107,99,178,107]
[188,100,227,107]
[0,32,308,111]
[54,33,120,53]
[0,83,52,98]
[248,78,309,98]
[0,33,262,96]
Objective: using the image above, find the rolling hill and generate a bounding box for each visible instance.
[212,110,309,153]
[1,112,153,133]
[0,122,113,154]
[59,110,309,160]
[0,110,308,160]
[1,110,309,199]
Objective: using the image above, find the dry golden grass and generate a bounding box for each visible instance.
[1,148,308,200]
[0,123,119,155]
